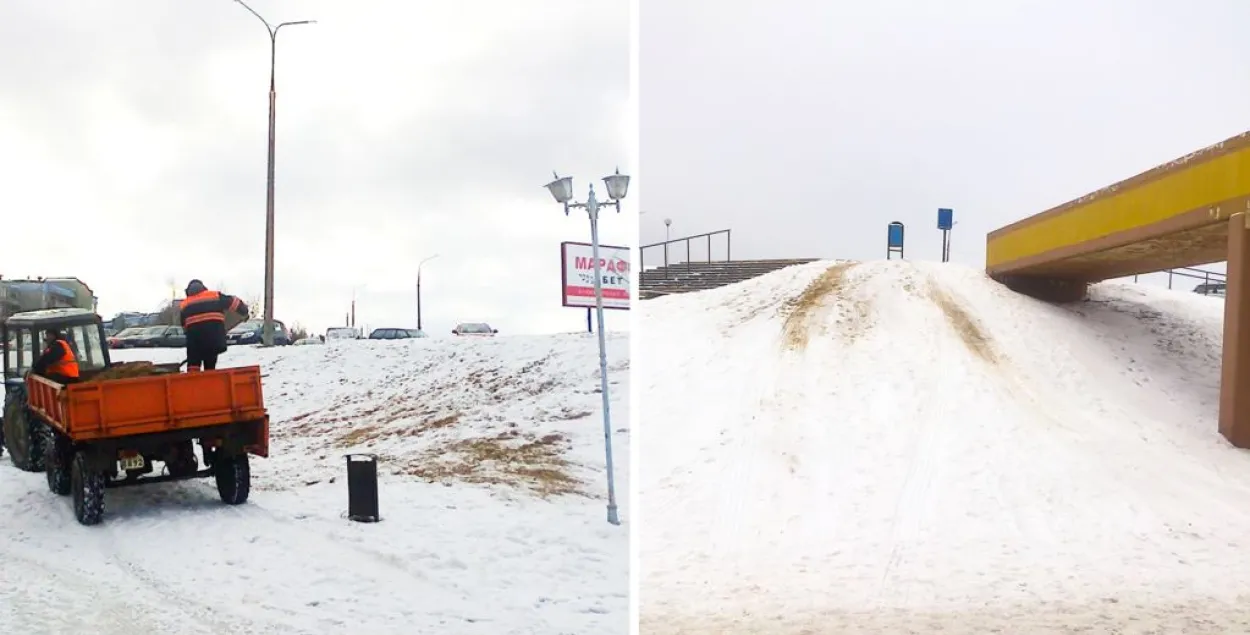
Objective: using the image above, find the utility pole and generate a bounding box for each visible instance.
[232,0,315,347]
[417,254,439,331]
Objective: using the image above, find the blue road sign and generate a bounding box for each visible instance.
[937,208,954,231]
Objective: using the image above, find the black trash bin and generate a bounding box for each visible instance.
[345,453,380,523]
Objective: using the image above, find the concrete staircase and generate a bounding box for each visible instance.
[640,259,820,299]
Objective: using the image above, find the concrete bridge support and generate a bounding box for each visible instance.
[1220,213,1250,448]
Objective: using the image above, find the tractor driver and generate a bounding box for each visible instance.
[31,329,80,385]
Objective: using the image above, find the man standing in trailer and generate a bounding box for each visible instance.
[179,279,249,372]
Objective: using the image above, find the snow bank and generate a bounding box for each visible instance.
[639,259,1250,633]
[0,333,629,634]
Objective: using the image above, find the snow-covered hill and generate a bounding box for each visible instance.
[0,333,629,635]
[639,259,1250,633]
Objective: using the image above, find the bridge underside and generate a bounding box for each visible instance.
[992,214,1237,301]
[1011,220,1226,279]
[986,131,1250,448]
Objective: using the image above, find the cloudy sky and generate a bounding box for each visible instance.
[0,0,632,336]
[641,0,1250,287]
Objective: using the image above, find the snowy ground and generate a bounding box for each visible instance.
[639,259,1250,633]
[0,333,629,634]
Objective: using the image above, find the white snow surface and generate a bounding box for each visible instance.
[639,259,1250,633]
[0,333,629,634]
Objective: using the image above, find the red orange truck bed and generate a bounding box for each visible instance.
[25,365,269,456]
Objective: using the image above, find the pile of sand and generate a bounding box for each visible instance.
[85,361,177,383]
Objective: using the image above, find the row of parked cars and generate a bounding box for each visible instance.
[107,320,498,349]
[294,323,498,345]
[107,320,294,349]
[293,327,426,345]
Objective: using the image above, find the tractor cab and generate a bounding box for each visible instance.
[2,308,112,391]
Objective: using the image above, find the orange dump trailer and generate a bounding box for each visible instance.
[26,366,269,451]
[18,366,270,526]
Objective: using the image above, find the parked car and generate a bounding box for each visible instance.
[325,326,362,341]
[107,327,148,349]
[1194,282,1226,297]
[367,328,426,340]
[294,337,324,346]
[125,325,186,348]
[452,322,497,337]
[227,319,291,346]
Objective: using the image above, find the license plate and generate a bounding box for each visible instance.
[119,455,145,471]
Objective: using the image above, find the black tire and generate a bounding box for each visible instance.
[27,418,46,472]
[70,451,105,526]
[3,387,45,472]
[215,454,250,505]
[45,431,71,496]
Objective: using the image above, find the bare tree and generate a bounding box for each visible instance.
[289,322,308,341]
[154,299,180,326]
[245,295,264,321]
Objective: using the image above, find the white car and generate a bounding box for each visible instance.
[452,322,497,337]
[325,327,362,341]
[294,337,324,346]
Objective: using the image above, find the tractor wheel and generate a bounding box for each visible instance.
[71,451,105,526]
[214,454,250,505]
[3,388,45,472]
[45,431,71,496]
[28,418,46,472]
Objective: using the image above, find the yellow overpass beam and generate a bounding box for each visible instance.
[987,131,1250,281]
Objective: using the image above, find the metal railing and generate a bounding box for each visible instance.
[1133,266,1225,292]
[640,229,732,278]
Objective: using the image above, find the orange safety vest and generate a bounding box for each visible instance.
[180,289,236,327]
[46,339,79,378]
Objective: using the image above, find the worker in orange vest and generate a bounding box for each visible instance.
[179,279,249,372]
[31,329,80,384]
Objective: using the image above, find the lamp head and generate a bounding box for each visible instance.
[545,173,574,205]
[602,167,630,201]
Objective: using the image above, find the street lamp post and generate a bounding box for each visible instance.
[417,254,439,331]
[232,0,315,347]
[544,168,631,526]
[663,217,672,270]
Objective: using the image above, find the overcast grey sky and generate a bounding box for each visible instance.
[0,0,632,336]
[640,0,1250,276]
